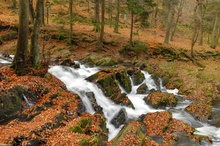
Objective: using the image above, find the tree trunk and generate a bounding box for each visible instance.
[114,0,120,33]
[93,0,100,32]
[210,15,220,49]
[69,0,73,51]
[12,0,29,75]
[29,0,35,24]
[191,5,199,58]
[98,0,105,50]
[170,0,184,41]
[164,0,174,44]
[42,1,45,25]
[198,0,204,46]
[129,11,134,47]
[108,0,112,23]
[30,0,43,67]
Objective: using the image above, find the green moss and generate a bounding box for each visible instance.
[78,117,92,128]
[79,138,89,146]
[68,125,84,134]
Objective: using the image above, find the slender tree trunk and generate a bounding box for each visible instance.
[114,0,120,33]
[198,0,204,46]
[170,0,184,41]
[164,0,174,44]
[12,0,29,75]
[30,0,43,67]
[69,0,73,51]
[98,0,105,50]
[129,11,134,47]
[210,15,220,49]
[29,0,35,24]
[108,0,112,24]
[191,5,199,58]
[42,1,45,25]
[93,0,100,32]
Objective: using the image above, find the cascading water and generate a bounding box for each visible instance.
[1,55,219,145]
[48,62,220,145]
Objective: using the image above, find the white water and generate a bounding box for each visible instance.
[48,63,220,145]
[22,94,34,107]
[1,55,219,145]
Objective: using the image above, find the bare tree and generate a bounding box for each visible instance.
[30,0,44,67]
[164,0,174,44]
[12,0,29,75]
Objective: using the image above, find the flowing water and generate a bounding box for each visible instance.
[48,62,220,145]
[0,56,219,145]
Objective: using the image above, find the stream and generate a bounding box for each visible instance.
[48,62,220,145]
[0,56,220,145]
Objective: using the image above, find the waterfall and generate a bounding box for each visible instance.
[48,63,220,145]
[22,94,34,107]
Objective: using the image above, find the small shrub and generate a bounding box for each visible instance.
[68,125,84,134]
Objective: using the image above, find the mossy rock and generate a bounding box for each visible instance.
[84,54,118,66]
[68,125,84,134]
[144,91,178,108]
[0,86,24,121]
[130,69,145,86]
[137,84,149,94]
[86,67,133,107]
[112,121,147,146]
[185,102,212,122]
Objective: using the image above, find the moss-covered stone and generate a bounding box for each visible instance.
[86,66,133,107]
[137,84,149,94]
[185,102,212,121]
[144,91,178,108]
[0,86,24,121]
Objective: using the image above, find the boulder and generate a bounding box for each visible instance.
[137,84,149,94]
[144,91,178,108]
[185,102,212,122]
[86,92,103,114]
[111,108,128,128]
[86,67,133,107]
[129,69,145,86]
[111,121,158,146]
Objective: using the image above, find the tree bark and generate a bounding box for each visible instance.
[164,0,174,44]
[191,5,199,58]
[98,0,105,50]
[170,0,184,41]
[30,0,43,67]
[129,11,134,47]
[198,0,204,46]
[210,15,220,49]
[69,0,73,51]
[93,0,100,32]
[12,0,29,75]
[114,0,120,33]
[29,0,35,24]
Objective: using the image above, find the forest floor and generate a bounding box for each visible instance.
[0,1,220,145]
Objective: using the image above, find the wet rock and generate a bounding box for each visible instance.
[24,139,46,146]
[60,59,80,68]
[142,111,172,136]
[13,135,26,145]
[84,54,118,66]
[130,69,145,86]
[0,86,24,122]
[86,92,103,114]
[76,95,86,115]
[111,121,158,146]
[185,102,212,122]
[172,132,198,146]
[86,67,133,107]
[137,84,149,94]
[144,91,178,108]
[111,108,128,128]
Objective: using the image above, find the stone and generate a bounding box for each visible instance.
[144,91,178,108]
[111,108,128,128]
[86,92,103,114]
